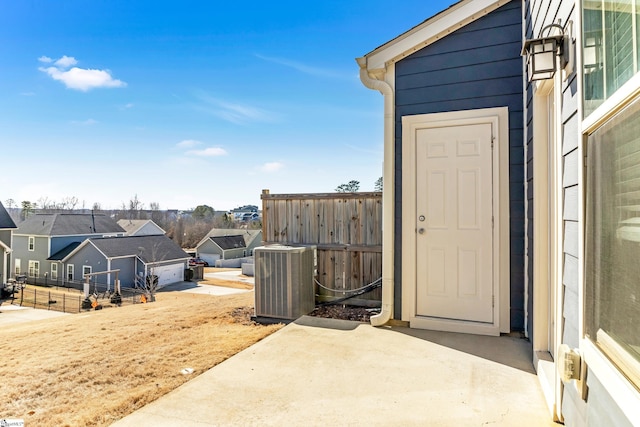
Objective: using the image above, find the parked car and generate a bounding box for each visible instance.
[188,257,209,267]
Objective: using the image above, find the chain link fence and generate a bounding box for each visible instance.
[5,284,146,314]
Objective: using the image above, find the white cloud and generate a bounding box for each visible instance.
[38,56,126,91]
[187,147,228,157]
[71,118,98,125]
[20,92,35,96]
[123,103,134,109]
[259,161,284,173]
[54,55,78,68]
[38,56,52,63]
[177,139,202,148]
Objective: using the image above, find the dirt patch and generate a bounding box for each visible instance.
[0,291,281,426]
[309,305,381,322]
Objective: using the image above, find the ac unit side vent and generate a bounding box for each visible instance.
[254,245,316,320]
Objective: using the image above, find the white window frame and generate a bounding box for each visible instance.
[51,263,58,280]
[67,264,74,281]
[580,23,640,422]
[28,236,35,251]
[28,260,39,278]
[14,258,21,275]
[82,265,92,278]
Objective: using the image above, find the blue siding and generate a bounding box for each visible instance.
[51,234,97,255]
[394,0,525,329]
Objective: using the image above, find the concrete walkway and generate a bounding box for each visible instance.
[113,316,557,427]
[0,302,69,326]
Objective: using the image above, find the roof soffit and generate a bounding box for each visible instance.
[364,0,510,71]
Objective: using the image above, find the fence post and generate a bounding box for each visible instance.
[34,288,37,308]
[48,291,51,310]
[63,293,66,313]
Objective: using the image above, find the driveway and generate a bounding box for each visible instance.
[113,316,557,426]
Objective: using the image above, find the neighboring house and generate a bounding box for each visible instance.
[359,0,640,425]
[12,213,125,283]
[195,229,262,265]
[0,201,17,284]
[117,219,165,236]
[60,234,190,290]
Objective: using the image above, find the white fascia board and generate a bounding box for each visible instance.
[365,0,509,71]
[0,239,10,251]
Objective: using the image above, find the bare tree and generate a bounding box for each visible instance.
[136,242,170,302]
[62,196,79,210]
[128,194,143,219]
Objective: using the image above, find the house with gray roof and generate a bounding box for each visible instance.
[12,213,125,283]
[61,234,190,290]
[0,201,17,284]
[195,228,262,265]
[117,219,165,236]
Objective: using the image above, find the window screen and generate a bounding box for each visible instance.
[585,94,640,388]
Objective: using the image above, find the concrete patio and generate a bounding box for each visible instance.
[113,315,557,426]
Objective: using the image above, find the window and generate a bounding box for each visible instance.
[28,260,40,278]
[51,263,58,280]
[28,236,35,251]
[67,264,74,281]
[83,265,92,278]
[585,94,640,389]
[15,259,21,275]
[583,0,640,117]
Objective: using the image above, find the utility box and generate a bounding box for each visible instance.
[254,245,316,321]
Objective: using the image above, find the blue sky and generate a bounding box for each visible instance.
[0,0,454,211]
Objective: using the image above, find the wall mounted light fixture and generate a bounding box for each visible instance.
[522,23,570,82]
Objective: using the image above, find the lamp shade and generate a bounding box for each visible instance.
[524,37,558,81]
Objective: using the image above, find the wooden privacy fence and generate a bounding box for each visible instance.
[261,190,382,306]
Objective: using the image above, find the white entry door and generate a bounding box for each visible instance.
[415,123,494,324]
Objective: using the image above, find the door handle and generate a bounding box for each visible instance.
[418,228,425,234]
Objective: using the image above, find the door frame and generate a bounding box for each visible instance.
[530,79,564,421]
[401,107,510,335]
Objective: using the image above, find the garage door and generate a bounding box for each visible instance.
[199,253,220,266]
[152,263,184,287]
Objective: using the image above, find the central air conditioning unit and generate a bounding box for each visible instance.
[254,245,316,321]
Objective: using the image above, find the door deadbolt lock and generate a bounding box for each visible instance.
[418,215,425,222]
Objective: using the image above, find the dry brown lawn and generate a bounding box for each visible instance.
[0,290,282,426]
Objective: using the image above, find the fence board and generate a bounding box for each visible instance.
[261,190,382,305]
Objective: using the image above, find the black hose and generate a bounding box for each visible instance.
[316,281,382,306]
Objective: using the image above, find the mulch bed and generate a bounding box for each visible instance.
[308,305,381,322]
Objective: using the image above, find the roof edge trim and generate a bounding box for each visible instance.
[364,0,510,70]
